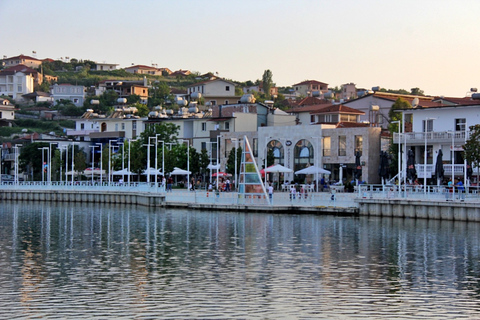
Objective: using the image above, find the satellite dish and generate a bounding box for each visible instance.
[412,97,419,107]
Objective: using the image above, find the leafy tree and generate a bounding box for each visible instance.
[149,81,172,107]
[410,87,425,96]
[199,148,210,176]
[131,102,149,117]
[19,142,53,180]
[127,94,141,104]
[463,124,480,182]
[262,69,274,99]
[387,98,412,177]
[74,150,87,179]
[226,147,242,176]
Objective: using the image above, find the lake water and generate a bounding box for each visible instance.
[1,201,480,319]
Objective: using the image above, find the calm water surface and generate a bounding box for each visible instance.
[1,201,480,319]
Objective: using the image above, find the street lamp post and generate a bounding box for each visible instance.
[424,118,436,193]
[95,143,103,185]
[117,141,124,184]
[108,139,118,185]
[71,142,79,185]
[145,137,155,184]
[231,138,239,191]
[13,144,22,185]
[392,120,401,194]
[48,142,57,184]
[39,147,48,183]
[89,145,98,185]
[155,134,165,191]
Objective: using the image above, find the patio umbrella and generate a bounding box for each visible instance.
[406,149,416,182]
[265,164,293,173]
[435,149,444,185]
[142,168,163,175]
[294,166,331,175]
[170,167,191,175]
[112,168,136,176]
[354,151,362,181]
[466,160,473,181]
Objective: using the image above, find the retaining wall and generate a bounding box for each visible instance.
[0,189,165,207]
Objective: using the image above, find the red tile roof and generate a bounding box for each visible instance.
[0,64,38,75]
[293,80,328,87]
[311,104,364,115]
[4,54,41,61]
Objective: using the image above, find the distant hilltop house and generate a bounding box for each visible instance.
[124,65,172,76]
[2,54,42,69]
[95,62,119,71]
[187,78,239,106]
[0,98,16,124]
[97,79,149,104]
[51,83,86,107]
[0,65,38,101]
[292,80,329,97]
[243,81,278,97]
[170,69,191,77]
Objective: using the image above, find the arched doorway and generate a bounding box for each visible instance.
[267,140,284,165]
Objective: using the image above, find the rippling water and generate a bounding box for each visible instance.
[1,201,480,319]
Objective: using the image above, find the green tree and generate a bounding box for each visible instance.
[19,142,53,181]
[74,150,87,179]
[388,98,412,176]
[262,69,274,100]
[127,94,141,104]
[410,87,425,96]
[149,81,172,107]
[132,102,149,117]
[463,124,480,182]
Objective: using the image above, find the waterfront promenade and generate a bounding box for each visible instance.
[2,182,480,221]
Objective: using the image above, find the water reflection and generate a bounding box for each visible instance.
[0,201,479,319]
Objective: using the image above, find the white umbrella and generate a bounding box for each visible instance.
[112,168,136,176]
[170,167,191,175]
[295,166,331,175]
[142,167,163,175]
[265,164,293,173]
[207,163,220,170]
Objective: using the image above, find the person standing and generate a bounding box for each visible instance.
[268,183,274,204]
[225,178,231,192]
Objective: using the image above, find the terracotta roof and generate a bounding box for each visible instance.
[4,54,41,61]
[431,96,480,106]
[311,104,364,115]
[125,64,158,70]
[292,80,328,87]
[297,96,329,106]
[0,64,38,74]
[286,103,335,114]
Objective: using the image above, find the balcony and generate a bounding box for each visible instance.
[394,131,468,146]
[415,163,477,178]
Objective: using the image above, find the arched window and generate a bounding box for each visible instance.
[294,139,313,172]
[267,140,284,165]
[101,122,107,132]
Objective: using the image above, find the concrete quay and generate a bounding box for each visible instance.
[357,198,480,221]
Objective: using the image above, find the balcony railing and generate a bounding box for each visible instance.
[393,131,468,145]
[415,163,477,178]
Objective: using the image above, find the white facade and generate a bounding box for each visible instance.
[396,104,480,182]
[0,98,15,120]
[51,84,86,107]
[0,71,35,101]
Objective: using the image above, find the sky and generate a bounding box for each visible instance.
[1,0,479,97]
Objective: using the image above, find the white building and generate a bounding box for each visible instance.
[0,65,36,101]
[51,84,86,107]
[187,79,239,105]
[393,96,480,184]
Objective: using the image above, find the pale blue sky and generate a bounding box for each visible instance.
[1,0,479,97]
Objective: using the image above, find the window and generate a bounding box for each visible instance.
[201,142,206,150]
[201,122,207,131]
[423,119,434,132]
[225,122,230,130]
[73,98,79,104]
[80,123,85,130]
[132,121,137,130]
[115,124,118,131]
[225,86,230,91]
[455,118,466,131]
[355,135,363,156]
[294,139,314,173]
[338,136,346,156]
[310,115,315,123]
[121,123,125,130]
[17,85,22,92]
[225,101,229,105]
[323,137,331,156]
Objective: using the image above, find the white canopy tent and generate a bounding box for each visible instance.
[295,166,331,192]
